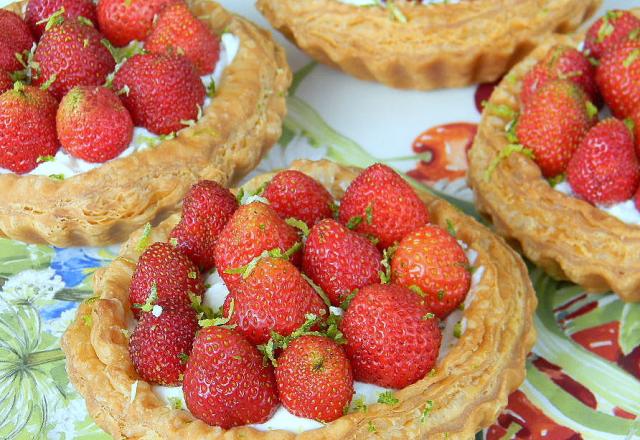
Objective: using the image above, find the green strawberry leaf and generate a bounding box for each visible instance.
[620,303,640,355]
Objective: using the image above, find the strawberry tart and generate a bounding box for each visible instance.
[62,160,536,438]
[469,9,640,302]
[256,0,600,90]
[0,0,291,246]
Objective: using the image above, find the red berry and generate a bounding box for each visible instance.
[567,118,640,205]
[0,10,35,72]
[303,219,382,307]
[223,257,327,345]
[631,107,640,157]
[596,38,640,118]
[33,18,115,100]
[275,335,354,423]
[129,304,199,386]
[26,0,97,39]
[129,242,204,319]
[0,83,59,173]
[263,170,335,228]
[183,326,279,428]
[339,163,430,249]
[214,202,301,291]
[585,10,640,59]
[340,283,442,389]
[145,2,220,75]
[97,0,180,47]
[0,70,12,94]
[113,53,205,135]
[56,86,133,162]
[391,224,471,319]
[169,180,238,271]
[516,79,596,177]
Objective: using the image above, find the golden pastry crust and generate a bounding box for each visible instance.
[0,0,291,247]
[62,159,537,439]
[468,11,640,303]
[256,0,600,90]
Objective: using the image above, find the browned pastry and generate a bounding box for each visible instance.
[62,159,537,440]
[467,10,640,303]
[0,0,291,247]
[256,0,600,90]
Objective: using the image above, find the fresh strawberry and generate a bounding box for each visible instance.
[596,38,640,118]
[144,2,220,75]
[112,53,204,135]
[26,0,98,39]
[275,335,353,423]
[516,79,596,177]
[214,202,301,291]
[302,219,381,307]
[129,304,199,386]
[0,83,58,173]
[222,257,327,345]
[0,70,12,94]
[129,242,204,319]
[391,224,471,319]
[338,163,430,249]
[585,10,640,59]
[183,326,279,428]
[340,283,441,389]
[169,181,238,271]
[0,10,35,72]
[262,170,335,228]
[520,45,598,108]
[567,118,640,205]
[631,107,640,157]
[33,17,115,100]
[97,0,179,47]
[56,85,133,162]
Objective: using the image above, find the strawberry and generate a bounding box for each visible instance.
[222,257,328,345]
[567,118,640,205]
[0,70,12,94]
[263,170,335,228]
[302,219,382,307]
[516,79,596,178]
[338,163,430,249]
[169,180,238,271]
[26,0,98,39]
[0,10,35,72]
[631,107,640,157]
[129,242,204,320]
[520,45,598,108]
[0,83,59,173]
[97,0,179,47]
[112,53,205,135]
[275,335,353,423]
[56,85,133,163]
[33,17,115,100]
[145,2,220,75]
[391,224,471,319]
[585,10,640,60]
[214,202,301,291]
[596,38,640,118]
[183,326,279,428]
[340,283,442,389]
[129,304,199,386]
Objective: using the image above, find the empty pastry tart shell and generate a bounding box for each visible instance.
[0,0,291,247]
[62,159,537,440]
[256,0,600,90]
[468,10,640,303]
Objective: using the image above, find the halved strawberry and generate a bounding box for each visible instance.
[585,10,640,59]
[0,10,35,72]
[26,0,97,39]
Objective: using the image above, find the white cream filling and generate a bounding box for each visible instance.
[149,244,484,433]
[0,33,240,178]
[554,181,640,226]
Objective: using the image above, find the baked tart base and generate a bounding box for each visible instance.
[468,11,640,303]
[62,159,536,439]
[0,0,291,247]
[256,0,600,90]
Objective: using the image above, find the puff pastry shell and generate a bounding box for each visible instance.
[468,11,640,303]
[256,0,600,90]
[0,0,291,247]
[62,159,537,440]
